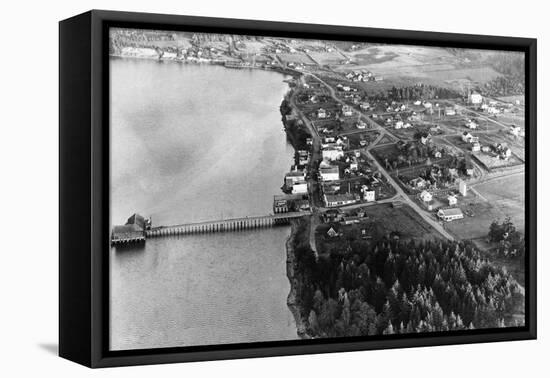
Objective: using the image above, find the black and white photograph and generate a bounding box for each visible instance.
[109,27,528,351]
[3,0,548,375]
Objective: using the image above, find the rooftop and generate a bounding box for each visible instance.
[438,208,464,216]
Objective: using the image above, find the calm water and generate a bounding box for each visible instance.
[110,58,298,350]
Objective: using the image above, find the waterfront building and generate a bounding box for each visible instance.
[292,181,308,194]
[111,213,150,245]
[285,169,306,186]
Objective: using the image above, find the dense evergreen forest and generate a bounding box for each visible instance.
[292,221,524,338]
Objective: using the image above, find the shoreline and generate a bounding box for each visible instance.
[285,220,309,339]
[279,81,311,339]
[114,51,308,339]
[109,52,301,77]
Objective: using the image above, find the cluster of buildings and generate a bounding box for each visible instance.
[344,70,382,82]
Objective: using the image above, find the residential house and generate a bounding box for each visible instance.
[466,119,478,129]
[472,142,481,152]
[437,208,464,222]
[448,195,458,206]
[298,150,310,166]
[327,227,339,238]
[462,131,474,143]
[342,105,354,117]
[445,107,456,116]
[410,177,427,189]
[317,108,327,119]
[469,92,483,105]
[360,102,370,110]
[364,189,376,202]
[487,106,500,115]
[420,190,433,202]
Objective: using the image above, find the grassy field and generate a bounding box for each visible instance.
[308,51,346,66]
[277,53,316,65]
[316,203,444,255]
[445,173,525,241]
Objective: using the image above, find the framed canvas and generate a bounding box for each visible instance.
[59,10,537,368]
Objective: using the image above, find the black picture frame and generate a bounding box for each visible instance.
[59,9,537,368]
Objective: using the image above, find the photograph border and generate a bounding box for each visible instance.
[59,9,536,368]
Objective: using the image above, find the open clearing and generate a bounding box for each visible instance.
[445,173,525,241]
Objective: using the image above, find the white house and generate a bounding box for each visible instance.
[466,119,478,129]
[438,208,464,222]
[462,131,474,143]
[487,106,500,115]
[472,142,481,152]
[395,121,404,129]
[364,190,376,202]
[420,190,433,202]
[317,108,327,119]
[469,92,483,105]
[356,121,367,129]
[342,105,354,117]
[445,107,456,116]
[360,102,370,110]
[448,195,458,206]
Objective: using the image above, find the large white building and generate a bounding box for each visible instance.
[320,166,340,181]
[469,92,483,105]
[324,193,356,207]
[437,208,464,222]
[292,182,308,194]
[322,146,344,161]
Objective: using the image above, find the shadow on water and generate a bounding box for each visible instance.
[113,242,147,254]
[38,343,58,355]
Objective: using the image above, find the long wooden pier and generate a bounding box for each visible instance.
[146,212,310,238]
